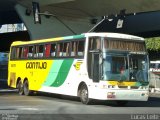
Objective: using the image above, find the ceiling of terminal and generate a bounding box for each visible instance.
[18,0,160,17]
[1,0,160,24]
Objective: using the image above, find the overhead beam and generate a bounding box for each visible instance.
[34,0,75,6]
[17,0,75,7]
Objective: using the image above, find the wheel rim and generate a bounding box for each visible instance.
[17,81,23,95]
[24,81,29,95]
[80,86,88,103]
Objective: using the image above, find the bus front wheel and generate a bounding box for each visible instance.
[79,84,91,104]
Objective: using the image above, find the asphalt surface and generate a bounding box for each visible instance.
[0,90,160,120]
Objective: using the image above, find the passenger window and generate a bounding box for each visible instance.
[16,47,23,59]
[38,45,44,58]
[77,41,85,56]
[34,45,44,58]
[11,47,16,59]
[16,48,19,59]
[71,41,77,56]
[57,43,63,57]
[34,46,39,58]
[45,44,51,58]
[50,43,56,57]
[28,46,33,58]
[20,47,24,58]
[89,38,101,50]
[23,47,28,58]
[63,42,70,57]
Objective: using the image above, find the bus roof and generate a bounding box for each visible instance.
[11,34,85,46]
[11,32,144,46]
[84,32,144,41]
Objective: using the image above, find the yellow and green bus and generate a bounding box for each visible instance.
[8,32,149,105]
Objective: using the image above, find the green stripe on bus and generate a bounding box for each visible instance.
[63,34,85,40]
[50,59,74,87]
[43,60,63,86]
[72,34,85,39]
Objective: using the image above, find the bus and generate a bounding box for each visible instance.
[149,61,160,92]
[8,32,149,105]
[150,61,160,73]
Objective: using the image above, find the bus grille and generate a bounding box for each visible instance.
[118,86,139,89]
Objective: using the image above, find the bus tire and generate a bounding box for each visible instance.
[23,80,31,96]
[116,101,128,106]
[17,80,24,95]
[79,84,91,105]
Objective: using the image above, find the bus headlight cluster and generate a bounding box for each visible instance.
[140,86,148,90]
[108,85,115,89]
[100,85,115,89]
[141,93,149,97]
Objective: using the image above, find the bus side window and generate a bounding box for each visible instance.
[96,39,101,49]
[77,41,84,56]
[66,42,70,56]
[89,38,93,50]
[63,42,70,57]
[38,45,44,58]
[16,47,23,59]
[16,47,19,59]
[23,47,28,58]
[28,46,33,58]
[50,43,56,57]
[71,41,77,57]
[34,45,44,58]
[20,47,24,58]
[34,45,39,58]
[11,47,16,59]
[57,43,63,57]
[90,38,101,50]
[103,38,109,49]
[45,44,51,57]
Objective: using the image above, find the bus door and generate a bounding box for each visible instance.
[88,37,102,82]
[89,50,102,82]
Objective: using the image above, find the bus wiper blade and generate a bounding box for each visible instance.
[107,80,116,81]
[118,79,125,82]
[139,81,149,86]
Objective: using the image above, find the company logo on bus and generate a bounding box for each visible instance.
[74,61,83,70]
[26,62,47,69]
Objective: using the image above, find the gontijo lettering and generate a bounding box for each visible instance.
[26,62,47,69]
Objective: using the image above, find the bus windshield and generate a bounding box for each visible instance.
[129,54,148,82]
[103,53,149,82]
[103,54,129,81]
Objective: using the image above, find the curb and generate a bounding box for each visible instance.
[0,89,17,93]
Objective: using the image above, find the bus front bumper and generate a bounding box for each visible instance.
[89,88,149,101]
